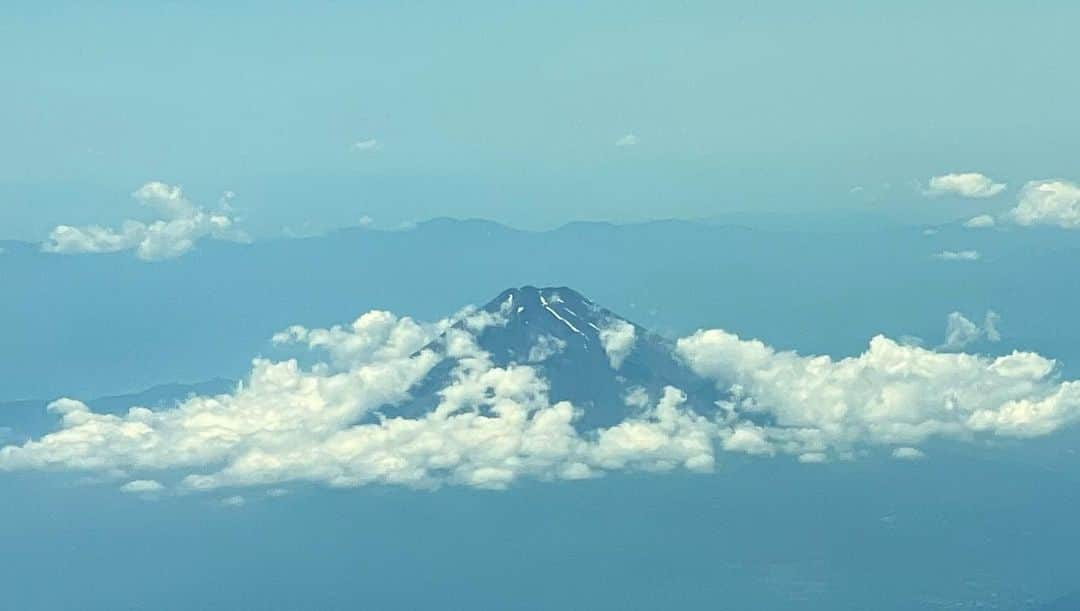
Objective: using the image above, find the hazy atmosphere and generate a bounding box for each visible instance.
[3,2,1080,610]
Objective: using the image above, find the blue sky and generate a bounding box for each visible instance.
[3,1,1079,237]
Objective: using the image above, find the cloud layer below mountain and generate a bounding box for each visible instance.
[3,303,1079,496]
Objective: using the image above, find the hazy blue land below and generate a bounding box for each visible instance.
[3,217,1079,610]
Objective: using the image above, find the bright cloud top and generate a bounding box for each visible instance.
[42,181,248,261]
[925,173,1006,199]
[2,303,1079,495]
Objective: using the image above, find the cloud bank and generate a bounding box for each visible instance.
[677,329,1080,461]
[2,303,1078,495]
[42,182,248,261]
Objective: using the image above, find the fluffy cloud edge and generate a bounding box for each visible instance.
[2,302,1078,496]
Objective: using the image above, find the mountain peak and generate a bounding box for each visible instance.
[482,286,604,345]
[397,285,719,428]
[396,286,718,428]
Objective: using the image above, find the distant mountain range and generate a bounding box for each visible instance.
[5,216,1080,402]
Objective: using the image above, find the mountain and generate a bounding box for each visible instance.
[390,286,719,429]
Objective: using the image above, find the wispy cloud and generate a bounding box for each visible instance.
[120,479,165,495]
[933,250,981,261]
[351,139,380,152]
[963,214,996,229]
[615,133,638,147]
[940,311,1000,351]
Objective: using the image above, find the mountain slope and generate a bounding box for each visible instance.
[391,286,719,429]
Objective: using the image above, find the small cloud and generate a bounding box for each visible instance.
[933,250,981,261]
[527,334,567,363]
[964,214,996,229]
[357,215,375,228]
[120,479,165,494]
[351,139,379,152]
[41,181,248,261]
[922,228,939,236]
[1009,179,1080,229]
[925,172,1006,198]
[221,495,246,507]
[219,190,237,211]
[266,488,290,498]
[892,447,926,460]
[615,133,638,148]
[598,319,636,370]
[940,311,1001,351]
[798,453,828,464]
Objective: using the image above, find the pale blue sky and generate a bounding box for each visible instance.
[3,1,1079,238]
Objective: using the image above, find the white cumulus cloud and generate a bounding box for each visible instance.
[42,181,248,261]
[3,301,1079,495]
[0,307,712,493]
[1008,179,1080,229]
[925,173,1006,198]
[615,134,638,147]
[677,328,1080,461]
[598,319,636,370]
